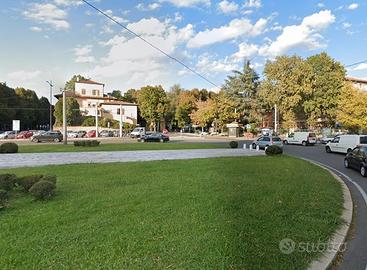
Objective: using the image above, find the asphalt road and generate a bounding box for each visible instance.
[281,143,367,270]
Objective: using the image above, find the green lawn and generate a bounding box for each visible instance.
[0,156,343,270]
[18,142,226,153]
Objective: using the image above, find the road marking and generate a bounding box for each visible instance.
[302,158,367,270]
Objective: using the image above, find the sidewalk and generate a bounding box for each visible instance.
[0,148,264,169]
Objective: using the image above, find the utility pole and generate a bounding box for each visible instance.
[119,104,123,138]
[274,104,278,134]
[46,80,53,131]
[62,88,67,145]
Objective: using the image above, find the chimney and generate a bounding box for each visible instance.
[77,76,80,82]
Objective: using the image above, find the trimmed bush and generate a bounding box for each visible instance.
[0,189,8,209]
[0,174,16,191]
[265,145,283,156]
[0,142,18,153]
[74,140,100,147]
[29,180,56,200]
[18,175,44,192]
[229,141,238,149]
[41,175,57,185]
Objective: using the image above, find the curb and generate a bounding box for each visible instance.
[306,161,353,270]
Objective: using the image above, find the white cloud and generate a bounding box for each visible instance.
[74,45,96,63]
[187,17,267,48]
[159,0,210,8]
[218,0,238,14]
[317,3,325,8]
[8,70,42,81]
[99,9,128,34]
[347,3,359,10]
[88,17,195,88]
[342,22,352,29]
[244,0,262,8]
[136,3,161,11]
[351,63,367,71]
[232,42,259,61]
[259,10,335,57]
[54,0,82,6]
[30,26,42,32]
[196,53,238,74]
[23,3,70,30]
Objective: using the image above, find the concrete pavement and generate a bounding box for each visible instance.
[0,148,264,169]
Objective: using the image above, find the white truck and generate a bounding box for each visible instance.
[326,134,367,154]
[283,132,317,146]
[130,127,145,138]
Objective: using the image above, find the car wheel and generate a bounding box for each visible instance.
[252,143,257,149]
[347,148,352,154]
[325,146,331,153]
[32,138,39,143]
[54,138,60,143]
[141,139,145,142]
[344,159,350,168]
[302,141,307,146]
[361,166,367,177]
[160,138,164,143]
[283,140,288,145]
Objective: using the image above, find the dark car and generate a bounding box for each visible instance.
[344,146,367,176]
[99,130,114,137]
[31,131,63,143]
[138,132,169,143]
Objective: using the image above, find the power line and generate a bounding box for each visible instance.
[345,60,367,68]
[81,0,220,89]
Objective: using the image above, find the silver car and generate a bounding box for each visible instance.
[252,136,283,150]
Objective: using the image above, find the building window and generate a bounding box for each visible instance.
[81,89,86,95]
[117,108,120,115]
[92,90,97,95]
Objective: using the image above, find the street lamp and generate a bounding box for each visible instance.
[46,80,53,131]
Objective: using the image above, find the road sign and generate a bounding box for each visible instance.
[12,120,20,131]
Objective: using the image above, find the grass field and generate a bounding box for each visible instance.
[0,156,343,269]
[17,142,226,153]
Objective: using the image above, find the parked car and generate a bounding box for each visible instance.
[138,132,169,142]
[86,130,96,138]
[252,136,283,150]
[130,127,145,138]
[16,131,33,139]
[344,146,367,176]
[0,131,16,139]
[283,132,317,146]
[67,131,79,138]
[320,135,336,144]
[77,130,86,138]
[99,130,114,137]
[31,131,63,143]
[326,134,367,154]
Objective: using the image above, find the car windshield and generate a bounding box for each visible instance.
[360,136,367,144]
[309,133,316,137]
[272,137,281,141]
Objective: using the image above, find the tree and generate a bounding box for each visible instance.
[175,91,197,129]
[190,99,215,131]
[259,55,313,129]
[337,83,367,133]
[214,91,238,131]
[137,85,167,131]
[222,60,260,123]
[304,52,346,127]
[122,89,138,103]
[54,97,82,126]
[64,75,87,91]
[108,90,123,100]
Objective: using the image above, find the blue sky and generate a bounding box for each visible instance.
[0,0,366,101]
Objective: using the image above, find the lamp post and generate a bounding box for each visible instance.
[46,80,53,131]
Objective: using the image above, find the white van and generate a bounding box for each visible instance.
[283,132,317,146]
[130,127,145,138]
[326,135,367,154]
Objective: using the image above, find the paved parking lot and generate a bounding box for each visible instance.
[0,148,264,169]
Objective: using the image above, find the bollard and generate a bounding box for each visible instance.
[243,143,247,149]
[256,145,260,151]
[249,144,253,150]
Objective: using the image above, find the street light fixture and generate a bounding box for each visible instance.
[46,80,53,131]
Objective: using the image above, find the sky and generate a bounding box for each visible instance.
[0,0,366,102]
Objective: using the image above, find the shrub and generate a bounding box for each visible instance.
[265,145,283,156]
[0,189,8,209]
[41,175,57,185]
[29,180,56,200]
[229,141,238,149]
[74,140,100,147]
[18,175,44,192]
[0,142,18,153]
[0,174,16,191]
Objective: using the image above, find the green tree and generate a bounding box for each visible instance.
[214,91,238,131]
[166,84,183,129]
[337,83,367,133]
[122,89,138,103]
[304,52,346,127]
[65,75,87,91]
[190,99,215,131]
[175,91,197,129]
[54,97,82,126]
[222,60,260,124]
[259,55,313,129]
[108,90,123,100]
[137,85,167,131]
